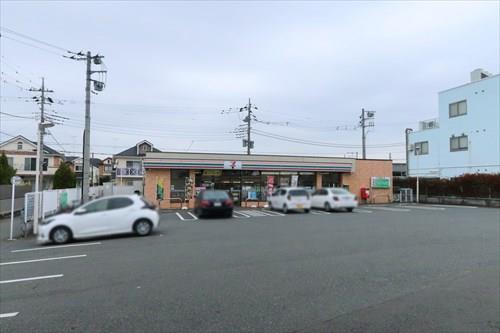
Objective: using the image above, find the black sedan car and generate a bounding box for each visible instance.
[194,190,233,218]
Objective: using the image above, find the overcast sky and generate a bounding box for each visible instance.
[1,0,498,161]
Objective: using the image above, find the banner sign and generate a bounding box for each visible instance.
[371,177,391,189]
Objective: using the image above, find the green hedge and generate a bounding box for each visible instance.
[394,173,500,198]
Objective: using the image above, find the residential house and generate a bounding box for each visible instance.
[0,135,65,190]
[113,140,161,190]
[67,157,102,187]
[408,69,500,178]
[99,157,113,184]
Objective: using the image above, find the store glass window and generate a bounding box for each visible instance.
[321,173,341,188]
[171,169,189,199]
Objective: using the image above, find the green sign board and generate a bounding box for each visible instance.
[371,177,391,189]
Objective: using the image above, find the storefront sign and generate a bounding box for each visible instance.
[203,170,222,176]
[371,177,391,189]
[223,161,242,169]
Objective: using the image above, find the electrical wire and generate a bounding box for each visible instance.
[0,26,71,52]
[0,34,65,57]
[0,111,35,119]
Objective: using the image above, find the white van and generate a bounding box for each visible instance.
[268,187,311,213]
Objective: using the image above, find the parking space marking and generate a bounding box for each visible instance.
[311,210,331,215]
[233,211,251,218]
[0,312,19,319]
[0,254,87,266]
[429,204,477,209]
[175,212,186,221]
[399,205,445,211]
[239,210,270,217]
[261,210,286,216]
[187,212,199,220]
[11,242,101,253]
[0,274,63,284]
[368,206,411,212]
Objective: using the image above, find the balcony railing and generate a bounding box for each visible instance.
[116,167,144,177]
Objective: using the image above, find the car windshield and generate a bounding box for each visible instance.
[202,191,229,200]
[289,189,309,196]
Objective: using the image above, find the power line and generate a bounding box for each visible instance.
[0,111,35,119]
[0,26,70,52]
[0,34,65,57]
[252,129,404,148]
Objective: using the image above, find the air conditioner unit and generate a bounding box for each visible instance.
[427,121,436,129]
[408,144,414,152]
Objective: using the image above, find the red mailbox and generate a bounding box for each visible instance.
[360,187,370,200]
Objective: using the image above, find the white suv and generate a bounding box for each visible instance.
[268,187,311,213]
[311,187,358,212]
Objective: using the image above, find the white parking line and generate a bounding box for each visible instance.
[11,242,101,253]
[175,212,186,221]
[368,206,411,212]
[0,312,19,318]
[429,204,477,209]
[311,210,331,215]
[187,212,199,220]
[233,211,251,218]
[399,205,445,211]
[0,274,63,284]
[262,210,286,216]
[258,210,281,216]
[0,254,87,266]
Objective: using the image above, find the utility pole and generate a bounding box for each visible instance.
[29,78,54,234]
[359,108,375,159]
[246,98,252,155]
[66,51,106,203]
[405,128,413,177]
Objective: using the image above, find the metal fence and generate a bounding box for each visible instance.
[24,185,135,223]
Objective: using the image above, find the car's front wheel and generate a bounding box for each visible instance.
[347,208,354,213]
[51,227,72,244]
[283,204,289,214]
[324,202,331,212]
[134,219,152,236]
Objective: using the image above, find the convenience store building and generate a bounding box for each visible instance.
[143,152,393,209]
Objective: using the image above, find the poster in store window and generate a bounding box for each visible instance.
[291,175,299,187]
[267,176,275,197]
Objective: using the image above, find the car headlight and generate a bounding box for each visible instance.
[40,218,55,225]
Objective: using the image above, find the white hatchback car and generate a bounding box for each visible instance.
[268,187,311,213]
[38,195,160,244]
[311,187,358,212]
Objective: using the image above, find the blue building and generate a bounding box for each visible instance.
[408,69,500,178]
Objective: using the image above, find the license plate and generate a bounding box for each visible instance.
[297,204,303,209]
[214,202,222,207]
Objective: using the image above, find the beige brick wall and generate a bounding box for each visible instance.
[342,160,393,204]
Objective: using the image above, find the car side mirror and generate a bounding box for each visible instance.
[74,207,87,215]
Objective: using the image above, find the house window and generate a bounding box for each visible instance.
[17,142,23,150]
[24,157,37,171]
[7,157,13,167]
[43,158,48,171]
[104,165,112,172]
[449,100,467,118]
[126,161,141,169]
[75,165,82,172]
[414,141,429,155]
[450,135,468,152]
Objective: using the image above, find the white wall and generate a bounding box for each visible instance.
[409,74,500,178]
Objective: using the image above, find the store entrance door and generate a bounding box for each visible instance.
[195,170,243,206]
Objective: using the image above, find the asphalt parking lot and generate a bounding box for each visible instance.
[0,204,499,333]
